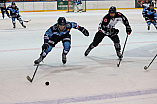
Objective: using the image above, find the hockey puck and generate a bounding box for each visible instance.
[45,81,49,86]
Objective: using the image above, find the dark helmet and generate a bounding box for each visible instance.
[109,6,116,13]
[149,2,154,7]
[11,2,16,6]
[58,17,66,25]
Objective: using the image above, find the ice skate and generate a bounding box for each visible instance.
[22,24,26,28]
[84,44,94,56]
[62,53,67,64]
[148,25,150,30]
[84,47,92,56]
[13,23,16,28]
[34,55,44,65]
[79,10,82,13]
[13,25,16,28]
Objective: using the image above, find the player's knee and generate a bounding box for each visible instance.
[42,43,49,51]
[92,42,99,47]
[12,21,15,24]
[46,45,53,53]
[42,45,53,56]
[147,21,151,25]
[63,41,71,55]
[114,43,121,50]
[64,41,71,50]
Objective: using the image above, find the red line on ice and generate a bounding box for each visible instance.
[0,41,157,52]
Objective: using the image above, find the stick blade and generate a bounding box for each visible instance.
[24,19,31,23]
[144,66,148,70]
[26,76,32,82]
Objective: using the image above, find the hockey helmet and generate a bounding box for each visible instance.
[58,17,66,26]
[149,2,154,7]
[109,6,116,13]
[11,2,16,6]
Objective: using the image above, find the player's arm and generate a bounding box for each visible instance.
[44,26,54,44]
[15,7,20,16]
[120,12,132,34]
[142,7,147,18]
[6,6,11,17]
[71,22,89,36]
[42,27,54,52]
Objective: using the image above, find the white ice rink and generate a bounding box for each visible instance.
[0,9,157,104]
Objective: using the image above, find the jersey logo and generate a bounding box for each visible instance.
[104,18,108,22]
[118,13,121,15]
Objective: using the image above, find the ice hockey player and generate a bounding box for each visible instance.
[6,2,26,28]
[34,17,89,65]
[142,3,157,30]
[84,6,132,59]
[0,0,8,19]
[74,0,82,13]
[142,0,153,8]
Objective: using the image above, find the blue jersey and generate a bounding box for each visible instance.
[6,5,19,16]
[44,21,82,43]
[142,7,156,19]
[74,0,82,5]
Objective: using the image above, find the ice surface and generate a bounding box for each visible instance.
[0,9,157,104]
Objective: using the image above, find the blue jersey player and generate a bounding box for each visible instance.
[142,3,157,30]
[6,2,26,28]
[34,17,89,65]
[74,0,82,13]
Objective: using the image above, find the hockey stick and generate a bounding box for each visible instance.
[147,17,157,23]
[26,63,39,82]
[23,19,31,23]
[144,54,157,70]
[117,33,129,67]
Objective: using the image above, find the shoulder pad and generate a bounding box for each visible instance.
[117,12,122,16]
[66,22,72,28]
[52,24,58,30]
[103,14,110,22]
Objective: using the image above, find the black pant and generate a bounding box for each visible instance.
[91,31,121,51]
[0,7,5,18]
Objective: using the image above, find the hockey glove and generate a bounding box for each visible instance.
[126,25,132,35]
[80,27,89,36]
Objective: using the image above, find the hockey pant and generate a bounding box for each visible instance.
[74,3,82,12]
[0,7,5,18]
[41,34,71,57]
[90,31,121,52]
[12,15,24,26]
[145,18,157,29]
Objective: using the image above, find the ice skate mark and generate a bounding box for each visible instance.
[13,88,157,104]
[35,65,86,80]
